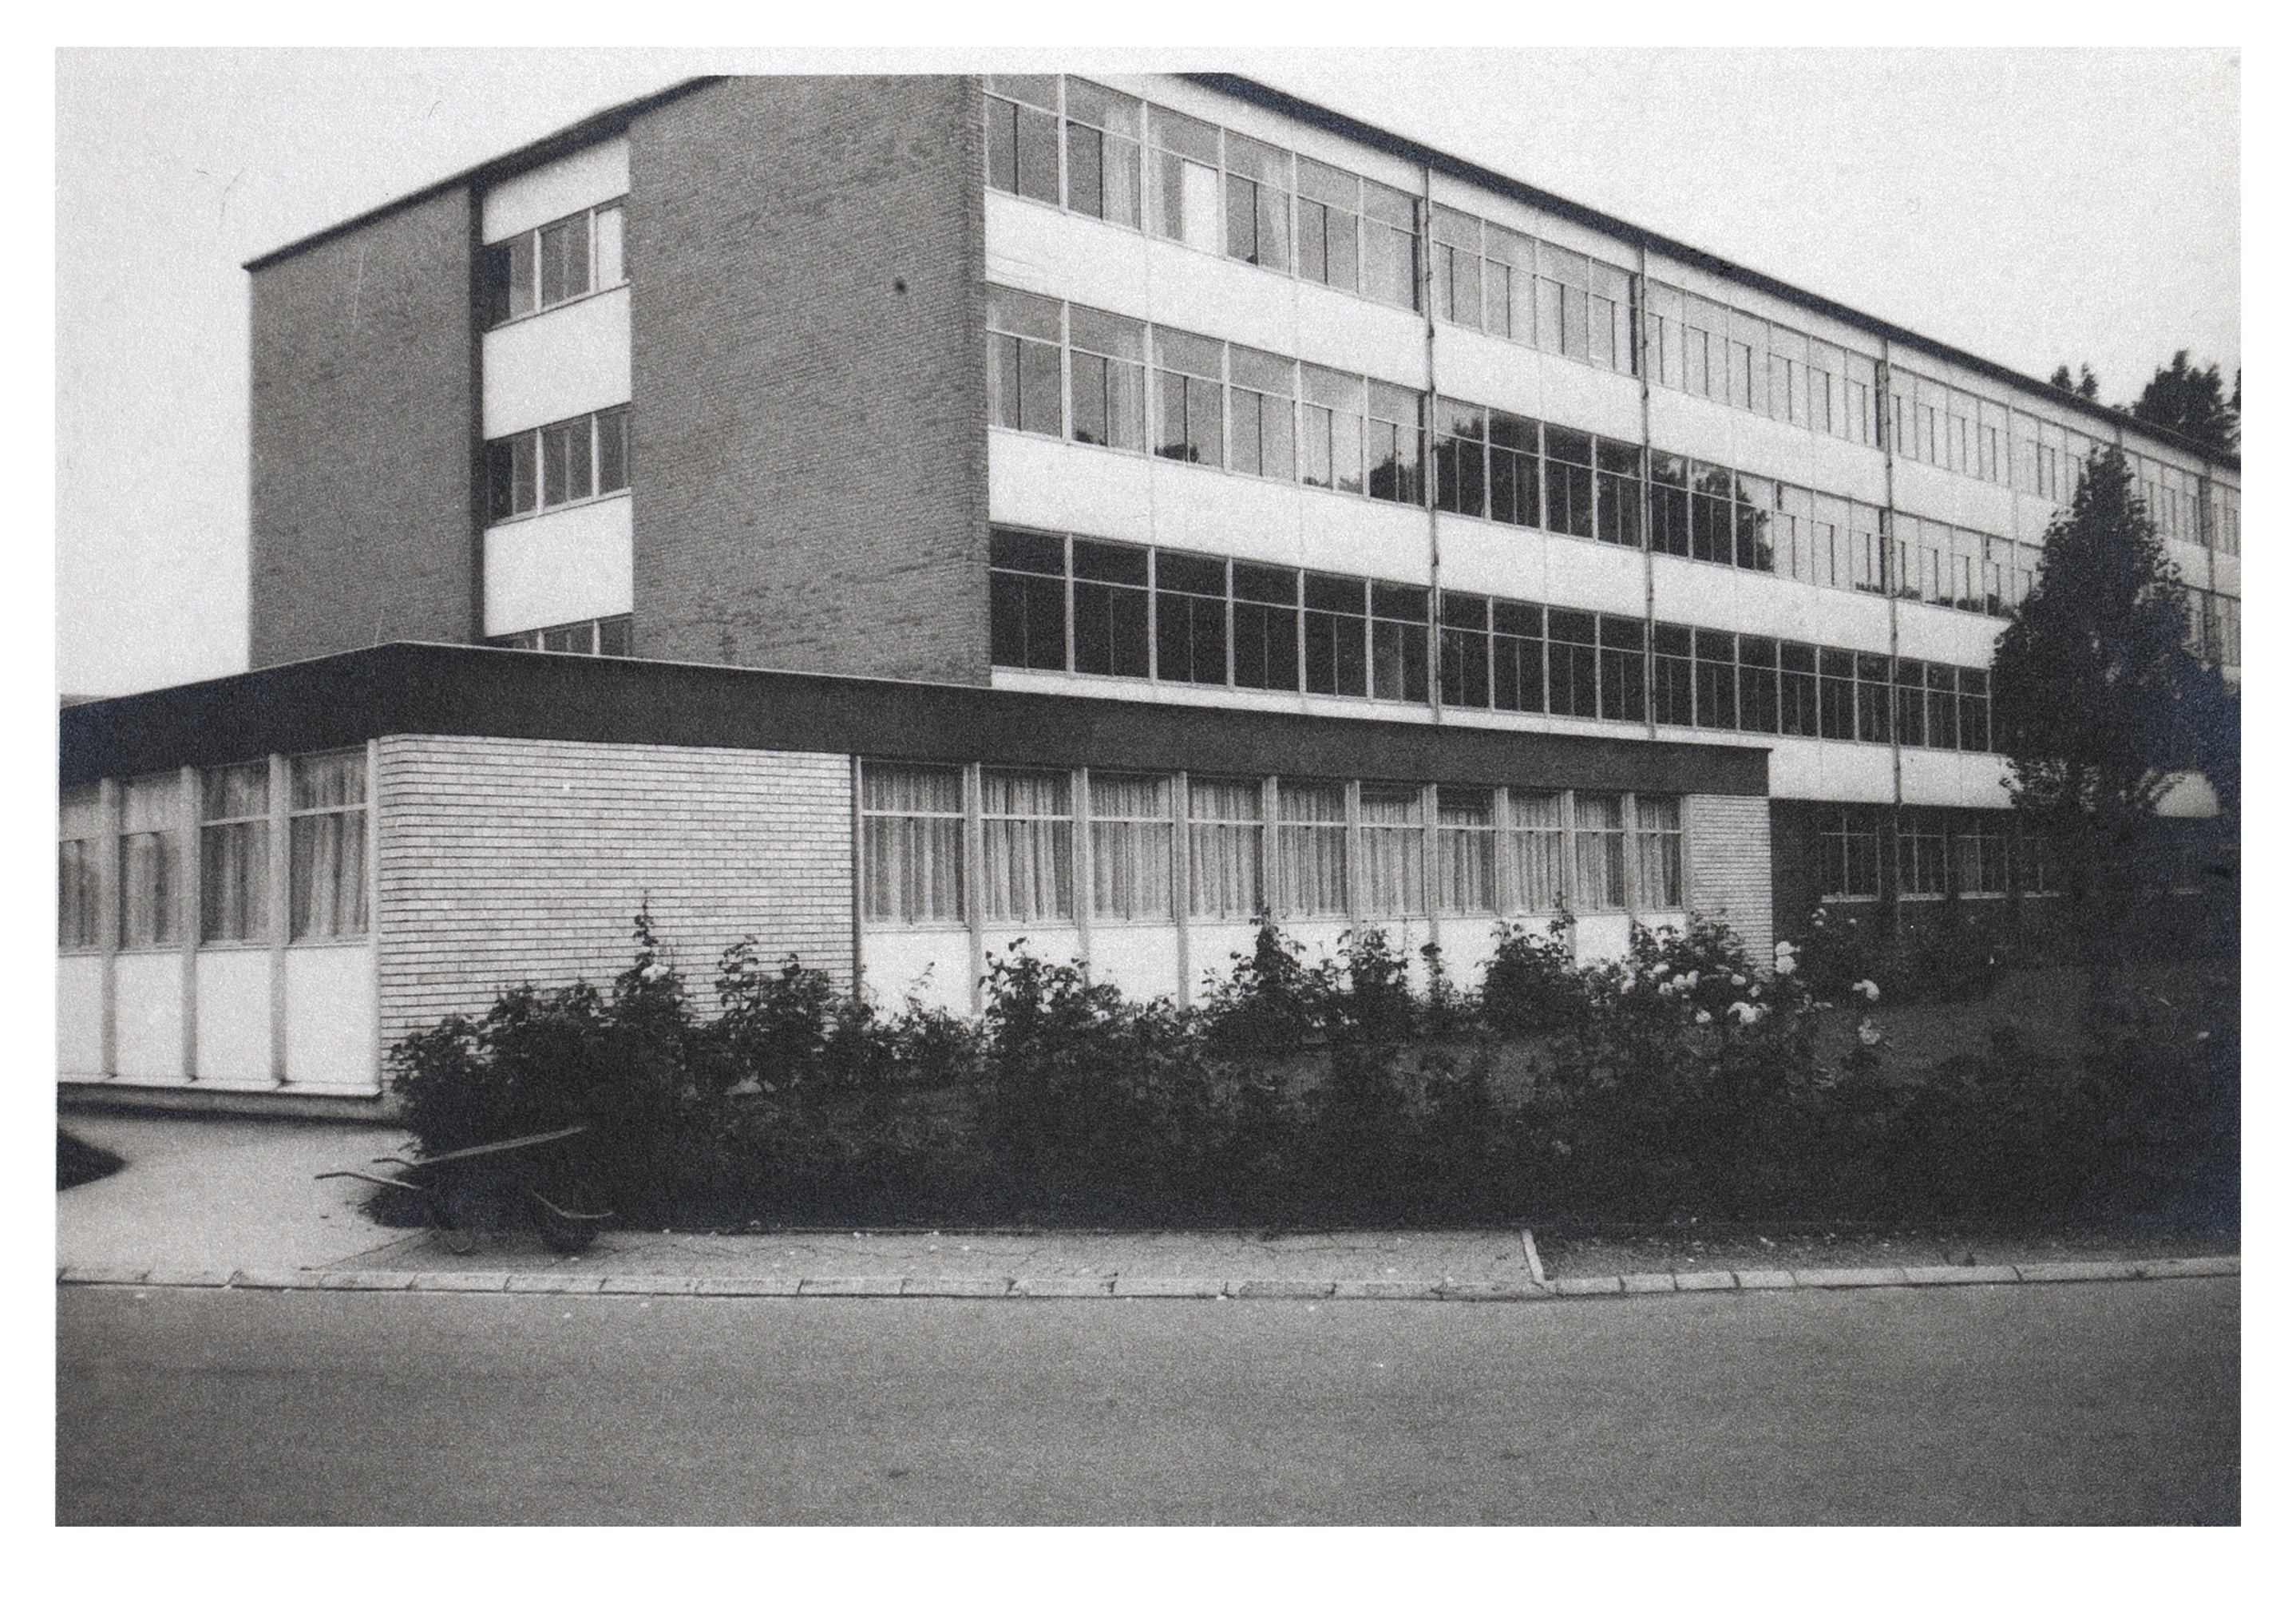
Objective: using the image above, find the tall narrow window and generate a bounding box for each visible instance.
[1925,663,1959,750]
[1433,399,1486,518]
[1636,796,1684,910]
[1429,207,1483,330]
[1071,540,1150,679]
[1954,813,2010,898]
[59,785,103,951]
[1818,648,1857,742]
[1299,365,1365,493]
[1153,327,1225,466]
[119,774,184,950]
[290,750,367,941]
[1358,785,1425,919]
[1689,464,1734,565]
[1509,791,1566,913]
[1227,346,1296,481]
[1303,574,1368,698]
[1897,810,1949,899]
[1958,669,1992,753]
[1439,592,1490,710]
[1149,106,1222,250]
[1695,630,1738,730]
[1188,779,1263,921]
[1819,806,1882,898]
[861,763,964,925]
[1063,78,1142,227]
[984,77,1061,203]
[1652,624,1695,728]
[991,529,1067,672]
[1276,782,1348,920]
[1090,773,1172,921]
[987,287,1063,436]
[1360,180,1419,310]
[1293,157,1360,292]
[1547,608,1599,719]
[1369,584,1429,703]
[1067,307,1147,452]
[1733,473,1776,571]
[540,414,593,507]
[1738,636,1781,735]
[1856,654,1893,745]
[1366,381,1423,504]
[1543,426,1595,537]
[537,211,592,307]
[1649,452,1692,558]
[593,202,624,287]
[1597,617,1645,723]
[200,762,270,945]
[1574,793,1627,910]
[1154,551,1229,686]
[1222,133,1292,272]
[1490,601,1544,714]
[1231,562,1300,692]
[1483,225,1536,341]
[1779,643,1820,737]
[1436,789,1495,915]
[1595,438,1642,546]
[1487,412,1539,529]
[981,768,1073,923]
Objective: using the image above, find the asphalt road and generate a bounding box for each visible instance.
[57,1278,2237,1524]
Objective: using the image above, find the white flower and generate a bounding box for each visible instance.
[1685,970,1701,986]
[1775,941,1799,960]
[1651,963,1671,980]
[1748,985,1764,1000]
[1730,973,1748,988]
[641,963,668,981]
[1695,1009,1712,1024]
[1773,953,1798,976]
[1852,979,1881,1002]
[1727,1001,1760,1024]
[1856,1018,1883,1047]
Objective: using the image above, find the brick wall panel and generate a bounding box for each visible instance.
[374,735,852,1049]
[249,188,478,666]
[1687,793,1775,968]
[627,76,991,683]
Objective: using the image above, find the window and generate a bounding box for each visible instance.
[1819,807,1882,899]
[1359,785,1425,918]
[1953,813,2010,898]
[1508,790,1566,911]
[862,763,964,926]
[487,614,634,656]
[483,201,625,328]
[1597,617,1645,723]
[1737,636,1780,735]
[1090,774,1171,921]
[1694,630,1737,731]
[1596,439,1642,547]
[1818,648,1857,743]
[1304,573,1368,698]
[1958,669,1992,753]
[1689,463,1733,565]
[1369,584,1428,703]
[1231,562,1300,692]
[1636,796,1684,910]
[1491,601,1544,715]
[1652,624,1695,728]
[1227,346,1296,481]
[1063,79,1142,227]
[1649,453,1691,558]
[119,774,184,950]
[1276,782,1348,919]
[1430,207,1483,331]
[1071,540,1150,679]
[1855,654,1893,745]
[1439,592,1490,710]
[200,761,270,944]
[487,406,629,521]
[1547,608,1599,720]
[988,286,1063,436]
[1299,365,1365,493]
[1294,157,1361,293]
[1068,307,1146,452]
[1434,399,1486,518]
[980,769,1074,924]
[1149,105,1222,250]
[1436,789,1495,915]
[991,529,1067,672]
[1154,551,1229,686]
[1574,793,1627,910]
[1732,473,1776,572]
[1779,642,1819,738]
[1543,426,1595,538]
[59,785,102,950]
[1223,133,1292,272]
[1360,180,1419,310]
[1488,412,1539,529]
[290,751,367,941]
[1153,326,1225,466]
[984,77,1060,204]
[1188,779,1263,921]
[1893,658,1927,748]
[1366,381,1423,504]
[1897,810,1949,899]
[1482,226,1534,341]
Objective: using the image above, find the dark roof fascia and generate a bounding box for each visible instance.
[1186,73,2239,475]
[240,76,726,274]
[58,644,1768,800]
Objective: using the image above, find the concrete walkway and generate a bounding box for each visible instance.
[59,1109,2239,1302]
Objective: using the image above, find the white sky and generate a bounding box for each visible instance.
[53,47,2240,697]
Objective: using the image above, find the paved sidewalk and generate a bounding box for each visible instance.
[58,1110,2239,1302]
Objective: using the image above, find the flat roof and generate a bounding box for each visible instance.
[239,69,2235,472]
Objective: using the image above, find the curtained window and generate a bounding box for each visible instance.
[1357,784,1424,918]
[200,762,271,944]
[290,751,368,940]
[1091,774,1173,921]
[862,763,965,925]
[1187,779,1262,921]
[981,768,1074,923]
[1275,782,1348,920]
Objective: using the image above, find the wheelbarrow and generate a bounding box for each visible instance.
[319,1125,614,1254]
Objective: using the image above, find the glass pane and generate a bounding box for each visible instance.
[291,750,366,811]
[202,762,268,821]
[593,203,624,286]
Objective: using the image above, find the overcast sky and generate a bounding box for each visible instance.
[53,47,2239,697]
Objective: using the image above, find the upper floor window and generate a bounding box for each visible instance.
[484,202,624,329]
[488,614,634,658]
[487,407,629,523]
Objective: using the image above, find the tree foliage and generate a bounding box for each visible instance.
[2129,349,2239,453]
[1990,448,2229,902]
[2049,362,2100,400]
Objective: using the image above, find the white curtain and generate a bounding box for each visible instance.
[982,769,1072,923]
[1510,790,1566,911]
[1575,793,1626,909]
[1277,782,1347,918]
[1357,785,1423,917]
[862,764,964,925]
[1437,789,1494,914]
[1187,779,1261,921]
[1091,775,1171,921]
[1634,796,1683,909]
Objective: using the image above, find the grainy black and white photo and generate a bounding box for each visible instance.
[56,49,2240,1530]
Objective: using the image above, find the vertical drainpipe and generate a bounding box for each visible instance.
[267,751,292,1085]
[849,755,865,1003]
[97,778,121,1080]
[1636,242,1658,747]
[964,762,986,1017]
[1421,161,1443,725]
[1878,343,1905,939]
[177,764,201,1082]
[1172,771,1193,1009]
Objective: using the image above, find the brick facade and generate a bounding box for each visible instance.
[249,188,480,667]
[1687,793,1775,968]
[627,77,992,682]
[373,735,853,1050]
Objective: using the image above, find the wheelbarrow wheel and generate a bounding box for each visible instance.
[528,1189,609,1254]
[422,1195,478,1255]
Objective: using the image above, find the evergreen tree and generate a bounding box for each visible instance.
[2130,349,2239,452]
[1990,448,2230,925]
[2049,362,2100,400]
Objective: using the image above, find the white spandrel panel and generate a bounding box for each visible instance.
[485,494,635,635]
[1764,739,1897,804]
[1892,600,2007,671]
[283,943,379,1088]
[1898,747,2014,810]
[988,430,1156,545]
[483,137,629,242]
[483,287,631,438]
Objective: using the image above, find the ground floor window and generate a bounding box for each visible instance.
[1819,806,1883,900]
[1635,796,1684,910]
[290,751,369,940]
[861,763,965,925]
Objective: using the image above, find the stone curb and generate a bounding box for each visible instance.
[55,1256,2241,1300]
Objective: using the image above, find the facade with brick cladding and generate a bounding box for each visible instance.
[60,71,2235,1108]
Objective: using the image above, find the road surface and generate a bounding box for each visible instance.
[57,1278,2237,1524]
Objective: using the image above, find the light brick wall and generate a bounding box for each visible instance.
[374,735,853,1050]
[1686,794,1775,969]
